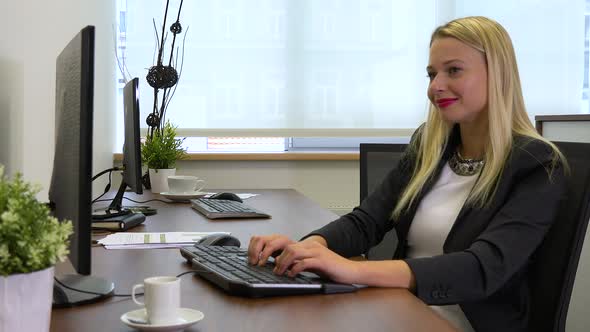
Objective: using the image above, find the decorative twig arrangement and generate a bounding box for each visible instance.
[146,0,188,138]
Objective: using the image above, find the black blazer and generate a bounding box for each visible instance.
[307,126,566,332]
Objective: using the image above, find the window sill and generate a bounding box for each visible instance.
[113,151,359,162]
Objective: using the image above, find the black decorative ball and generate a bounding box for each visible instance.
[170,22,182,34]
[146,65,178,89]
[146,113,160,127]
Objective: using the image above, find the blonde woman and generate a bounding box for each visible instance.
[248,16,566,332]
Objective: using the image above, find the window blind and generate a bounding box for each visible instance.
[118,0,436,139]
[116,0,585,149]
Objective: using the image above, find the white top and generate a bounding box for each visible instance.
[406,163,477,332]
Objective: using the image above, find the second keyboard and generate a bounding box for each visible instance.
[190,198,271,219]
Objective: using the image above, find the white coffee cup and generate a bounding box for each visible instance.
[132,276,181,325]
[167,175,205,194]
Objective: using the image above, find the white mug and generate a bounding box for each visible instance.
[167,175,206,194]
[132,276,181,325]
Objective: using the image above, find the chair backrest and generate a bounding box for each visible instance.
[359,143,407,260]
[528,141,590,332]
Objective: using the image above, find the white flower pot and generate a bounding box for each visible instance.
[149,168,176,193]
[0,266,54,332]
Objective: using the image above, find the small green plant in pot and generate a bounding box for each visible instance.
[141,121,188,193]
[0,166,73,331]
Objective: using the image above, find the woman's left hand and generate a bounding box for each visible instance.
[273,241,360,284]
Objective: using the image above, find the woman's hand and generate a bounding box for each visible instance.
[249,234,414,288]
[273,241,361,285]
[248,234,296,266]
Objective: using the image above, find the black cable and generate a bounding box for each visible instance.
[92,169,114,203]
[93,197,174,204]
[92,167,122,181]
[53,270,205,298]
[122,197,173,204]
[176,270,204,278]
[91,190,108,204]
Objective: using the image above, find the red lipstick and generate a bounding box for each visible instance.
[436,98,457,108]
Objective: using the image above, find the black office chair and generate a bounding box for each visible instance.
[359,143,407,260]
[359,141,590,329]
[528,141,590,332]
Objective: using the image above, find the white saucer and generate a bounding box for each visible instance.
[160,191,207,201]
[120,307,204,332]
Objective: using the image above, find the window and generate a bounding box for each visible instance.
[115,0,586,152]
[450,1,585,121]
[183,137,286,152]
[584,0,590,111]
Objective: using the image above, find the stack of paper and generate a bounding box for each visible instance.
[97,231,230,249]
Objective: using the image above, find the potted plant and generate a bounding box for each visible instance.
[0,166,72,332]
[141,121,188,193]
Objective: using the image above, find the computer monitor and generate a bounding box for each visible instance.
[106,77,143,211]
[49,25,115,307]
[122,78,143,195]
[91,77,154,220]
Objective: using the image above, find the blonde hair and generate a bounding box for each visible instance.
[393,16,564,218]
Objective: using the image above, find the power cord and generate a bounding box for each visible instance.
[123,197,174,204]
[91,167,176,205]
[53,269,206,298]
[93,197,174,204]
[92,167,122,181]
[92,167,119,203]
[92,170,174,205]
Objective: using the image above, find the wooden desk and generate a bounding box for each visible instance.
[51,189,458,332]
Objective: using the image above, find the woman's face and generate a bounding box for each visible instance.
[427,37,488,126]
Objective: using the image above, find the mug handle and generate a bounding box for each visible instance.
[194,179,206,192]
[132,283,144,306]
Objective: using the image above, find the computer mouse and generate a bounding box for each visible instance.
[209,192,243,203]
[197,234,241,247]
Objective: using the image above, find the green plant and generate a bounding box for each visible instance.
[141,121,188,169]
[0,166,72,276]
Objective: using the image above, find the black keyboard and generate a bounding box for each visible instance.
[180,245,358,297]
[190,198,271,219]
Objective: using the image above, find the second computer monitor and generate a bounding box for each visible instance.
[122,77,142,194]
[94,76,149,218]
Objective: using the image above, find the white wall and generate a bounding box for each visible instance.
[0,0,115,197]
[0,3,25,176]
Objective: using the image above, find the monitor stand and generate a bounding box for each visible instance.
[92,180,156,222]
[53,275,114,308]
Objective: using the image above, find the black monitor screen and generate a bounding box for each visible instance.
[49,26,95,275]
[49,26,115,308]
[92,77,150,219]
[122,77,142,194]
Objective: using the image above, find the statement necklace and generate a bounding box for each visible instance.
[448,150,484,176]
